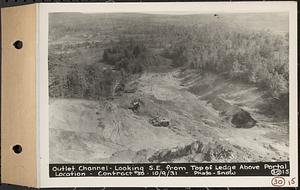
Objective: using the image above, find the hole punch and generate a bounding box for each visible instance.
[12,144,22,154]
[13,40,23,49]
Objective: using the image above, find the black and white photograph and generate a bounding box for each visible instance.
[48,11,290,164]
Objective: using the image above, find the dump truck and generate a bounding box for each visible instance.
[149,116,170,127]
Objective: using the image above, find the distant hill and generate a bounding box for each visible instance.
[50,12,288,38]
[220,13,288,35]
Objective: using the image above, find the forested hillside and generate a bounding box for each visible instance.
[49,13,289,107]
[165,22,289,100]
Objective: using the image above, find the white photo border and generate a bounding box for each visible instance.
[37,2,298,187]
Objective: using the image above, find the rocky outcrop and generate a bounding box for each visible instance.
[148,141,203,162]
[231,109,257,128]
[148,141,233,163]
[209,97,257,128]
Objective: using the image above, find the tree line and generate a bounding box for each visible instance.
[165,21,289,101]
[49,39,149,99]
[49,20,289,106]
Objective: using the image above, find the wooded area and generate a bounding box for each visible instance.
[165,22,289,100]
[49,19,289,106]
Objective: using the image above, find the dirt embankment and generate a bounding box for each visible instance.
[49,68,289,163]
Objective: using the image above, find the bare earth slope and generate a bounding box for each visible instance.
[49,69,289,163]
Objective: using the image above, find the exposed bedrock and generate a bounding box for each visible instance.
[148,140,234,163]
[208,97,257,128]
[231,109,257,128]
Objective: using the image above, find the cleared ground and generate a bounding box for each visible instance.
[50,68,289,163]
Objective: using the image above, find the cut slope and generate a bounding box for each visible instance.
[50,68,289,163]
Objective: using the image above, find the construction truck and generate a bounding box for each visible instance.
[149,116,170,127]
